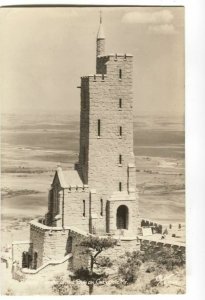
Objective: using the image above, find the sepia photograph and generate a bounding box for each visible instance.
[0,5,185,295]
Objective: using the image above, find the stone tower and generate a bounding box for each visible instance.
[77,16,139,235]
[43,15,139,236]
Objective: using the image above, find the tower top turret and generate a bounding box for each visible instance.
[96,11,105,60]
[97,11,105,40]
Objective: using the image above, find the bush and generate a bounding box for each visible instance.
[177,288,185,294]
[140,284,159,294]
[97,256,113,268]
[150,278,159,287]
[118,262,138,284]
[142,246,185,271]
[52,275,79,295]
[146,266,155,273]
[5,288,14,296]
[118,251,143,284]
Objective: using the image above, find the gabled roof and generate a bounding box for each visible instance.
[52,167,83,188]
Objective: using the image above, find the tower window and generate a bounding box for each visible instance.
[82,89,86,109]
[119,182,122,191]
[83,200,85,217]
[83,146,86,163]
[100,199,103,216]
[119,98,122,108]
[119,126,122,137]
[119,69,122,79]
[119,154,122,165]
[98,119,101,137]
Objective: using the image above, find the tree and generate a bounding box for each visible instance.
[71,236,117,294]
[81,236,117,275]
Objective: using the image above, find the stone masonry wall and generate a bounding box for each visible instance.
[96,39,105,58]
[30,222,70,267]
[88,56,134,195]
[77,55,138,235]
[30,224,45,268]
[69,230,90,271]
[79,77,90,184]
[63,189,90,232]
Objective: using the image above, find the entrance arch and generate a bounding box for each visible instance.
[116,205,128,230]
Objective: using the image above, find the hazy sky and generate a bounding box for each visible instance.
[0,6,184,116]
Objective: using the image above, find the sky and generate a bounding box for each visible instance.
[0,6,184,116]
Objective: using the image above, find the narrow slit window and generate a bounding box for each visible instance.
[83,146,86,163]
[119,154,122,165]
[83,200,85,217]
[100,199,103,216]
[119,98,122,108]
[119,69,122,79]
[119,126,122,137]
[119,182,122,191]
[98,119,101,137]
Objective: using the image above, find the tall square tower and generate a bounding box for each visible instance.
[77,17,139,235]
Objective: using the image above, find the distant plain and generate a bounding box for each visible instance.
[1,113,185,246]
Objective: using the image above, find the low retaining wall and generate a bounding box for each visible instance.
[139,238,185,253]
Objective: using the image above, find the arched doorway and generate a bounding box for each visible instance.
[116,205,128,229]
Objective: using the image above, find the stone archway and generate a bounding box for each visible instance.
[116,205,129,230]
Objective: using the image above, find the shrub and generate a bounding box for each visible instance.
[146,266,155,273]
[52,275,79,295]
[118,262,138,284]
[97,256,113,268]
[150,278,159,287]
[143,246,185,271]
[140,284,159,294]
[5,288,14,296]
[177,288,185,294]
[118,251,143,284]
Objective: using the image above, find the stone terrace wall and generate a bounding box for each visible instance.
[30,221,70,268]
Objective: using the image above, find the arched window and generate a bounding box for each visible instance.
[100,199,103,216]
[83,200,85,217]
[119,69,122,79]
[119,154,122,165]
[119,182,122,191]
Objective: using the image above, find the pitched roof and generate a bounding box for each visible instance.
[54,167,83,188]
